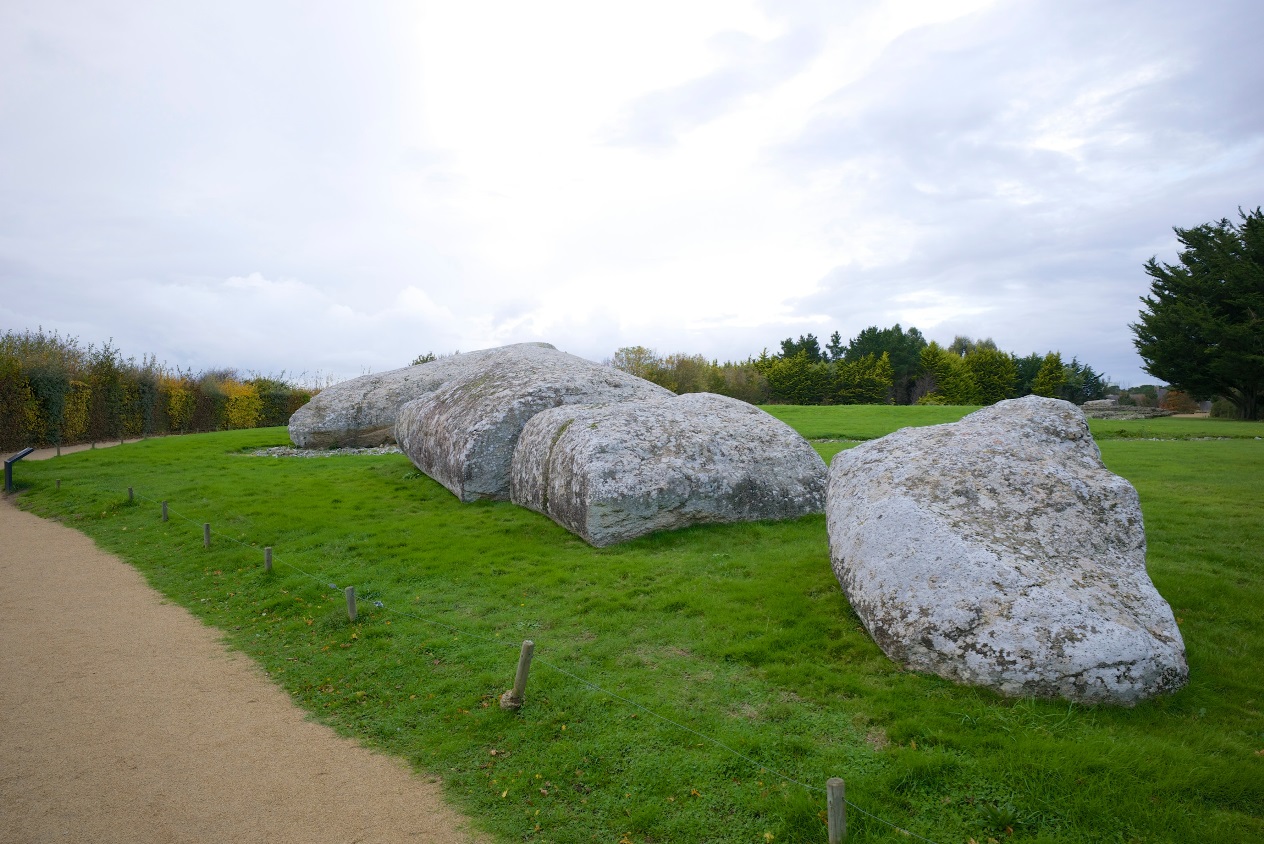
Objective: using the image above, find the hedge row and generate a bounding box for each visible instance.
[0,329,314,451]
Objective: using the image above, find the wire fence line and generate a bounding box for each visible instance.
[87,478,942,843]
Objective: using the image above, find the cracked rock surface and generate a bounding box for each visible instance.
[826,396,1187,705]
[287,344,554,448]
[396,344,671,502]
[511,393,826,546]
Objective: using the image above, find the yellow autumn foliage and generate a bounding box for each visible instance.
[163,378,196,432]
[222,380,262,430]
[61,381,91,442]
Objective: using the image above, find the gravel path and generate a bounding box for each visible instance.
[0,496,485,844]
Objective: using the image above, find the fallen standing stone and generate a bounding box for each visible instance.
[287,344,554,448]
[511,393,827,546]
[826,396,1188,705]
[396,344,671,502]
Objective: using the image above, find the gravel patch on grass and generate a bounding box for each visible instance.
[250,445,404,458]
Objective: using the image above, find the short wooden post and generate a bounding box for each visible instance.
[264,547,273,573]
[345,586,357,622]
[161,501,168,522]
[56,479,61,490]
[203,523,211,548]
[499,640,535,710]
[827,777,847,843]
[128,487,133,502]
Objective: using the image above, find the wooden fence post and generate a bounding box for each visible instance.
[128,487,133,502]
[827,777,847,843]
[345,586,357,622]
[499,640,535,710]
[203,523,211,548]
[264,547,273,573]
[161,501,168,522]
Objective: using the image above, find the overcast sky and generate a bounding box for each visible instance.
[2,0,1261,387]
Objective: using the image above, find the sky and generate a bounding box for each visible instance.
[2,0,1261,388]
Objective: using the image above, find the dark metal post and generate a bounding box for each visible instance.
[4,448,35,494]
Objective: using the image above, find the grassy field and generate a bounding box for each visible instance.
[10,406,1263,843]
[764,404,1264,442]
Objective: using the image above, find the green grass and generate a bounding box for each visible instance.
[1087,417,1264,440]
[10,412,1264,844]
[763,403,1264,442]
[763,404,979,440]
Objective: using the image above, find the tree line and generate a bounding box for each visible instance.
[609,325,1110,407]
[0,328,316,451]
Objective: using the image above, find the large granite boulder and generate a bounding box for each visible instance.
[826,396,1187,705]
[396,344,672,502]
[287,344,554,448]
[510,393,827,546]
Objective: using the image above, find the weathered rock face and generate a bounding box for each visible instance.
[396,344,672,502]
[510,393,827,546]
[287,344,553,448]
[826,396,1187,705]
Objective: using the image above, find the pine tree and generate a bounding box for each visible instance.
[1031,352,1066,398]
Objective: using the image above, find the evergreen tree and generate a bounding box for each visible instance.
[825,331,845,362]
[965,347,1017,405]
[1031,352,1066,398]
[919,342,979,404]
[759,351,831,404]
[778,333,824,363]
[1131,208,1264,419]
[845,324,927,403]
[833,352,894,404]
[1057,358,1107,404]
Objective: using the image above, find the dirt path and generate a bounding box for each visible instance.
[0,497,486,844]
[21,437,147,461]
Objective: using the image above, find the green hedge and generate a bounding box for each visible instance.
[0,329,314,450]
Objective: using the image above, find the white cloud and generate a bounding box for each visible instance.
[1,0,1262,391]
